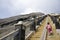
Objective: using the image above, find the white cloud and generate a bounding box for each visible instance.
[0,0,60,18]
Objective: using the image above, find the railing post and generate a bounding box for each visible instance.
[30,18,36,31]
[31,17,36,31]
[15,21,25,40]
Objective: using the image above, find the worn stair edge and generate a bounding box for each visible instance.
[25,31,34,40]
[40,17,48,40]
[40,26,47,40]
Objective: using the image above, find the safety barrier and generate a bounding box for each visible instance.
[0,15,47,40]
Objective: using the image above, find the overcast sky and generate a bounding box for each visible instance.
[0,0,60,18]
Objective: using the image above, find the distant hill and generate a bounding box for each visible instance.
[0,12,44,26]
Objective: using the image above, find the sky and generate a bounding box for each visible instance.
[0,0,60,18]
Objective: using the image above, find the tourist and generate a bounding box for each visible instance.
[46,22,53,35]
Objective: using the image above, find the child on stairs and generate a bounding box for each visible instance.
[46,22,53,35]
